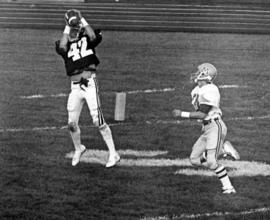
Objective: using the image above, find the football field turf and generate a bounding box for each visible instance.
[0,28,270,219]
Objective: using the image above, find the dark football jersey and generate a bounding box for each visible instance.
[55,30,102,76]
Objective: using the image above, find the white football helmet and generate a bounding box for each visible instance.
[190,63,217,83]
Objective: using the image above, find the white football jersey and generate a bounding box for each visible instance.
[191,83,222,120]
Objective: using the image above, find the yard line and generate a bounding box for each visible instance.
[65,151,270,176]
[141,207,270,219]
[19,88,175,99]
[219,84,248,88]
[19,85,246,99]
[0,114,269,133]
[150,114,270,125]
[126,88,175,94]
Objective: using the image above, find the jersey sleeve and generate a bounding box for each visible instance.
[55,40,65,56]
[199,86,220,107]
[88,29,102,48]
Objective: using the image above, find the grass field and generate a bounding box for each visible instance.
[0,28,270,220]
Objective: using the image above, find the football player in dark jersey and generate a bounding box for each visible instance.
[55,9,120,168]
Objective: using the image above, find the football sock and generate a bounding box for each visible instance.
[215,165,233,189]
[99,124,116,155]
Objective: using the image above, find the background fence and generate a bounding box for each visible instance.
[1,0,270,33]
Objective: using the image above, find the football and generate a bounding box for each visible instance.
[65,9,80,27]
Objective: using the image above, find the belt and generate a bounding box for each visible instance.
[72,77,89,91]
[202,117,219,126]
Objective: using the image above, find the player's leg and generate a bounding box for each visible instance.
[216,121,240,160]
[190,135,207,167]
[206,150,236,194]
[85,77,120,167]
[67,89,85,166]
[206,120,236,193]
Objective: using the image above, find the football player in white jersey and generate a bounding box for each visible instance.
[173,63,239,194]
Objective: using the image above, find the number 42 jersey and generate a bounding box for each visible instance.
[55,29,102,76]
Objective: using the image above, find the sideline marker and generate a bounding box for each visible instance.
[114,92,126,121]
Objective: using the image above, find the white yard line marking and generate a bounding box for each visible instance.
[19,88,174,99]
[65,150,270,177]
[66,149,167,159]
[219,84,248,88]
[146,114,270,125]
[126,88,175,94]
[141,207,270,220]
[175,159,270,177]
[19,85,246,99]
[117,149,168,157]
[20,93,68,99]
[1,114,269,133]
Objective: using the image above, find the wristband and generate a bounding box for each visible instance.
[181,111,190,118]
[63,25,71,35]
[81,18,89,27]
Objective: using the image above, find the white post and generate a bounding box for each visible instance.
[114,92,126,121]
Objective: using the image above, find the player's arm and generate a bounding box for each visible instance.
[76,10,103,45]
[77,11,96,41]
[57,25,70,54]
[172,104,212,120]
[83,21,96,41]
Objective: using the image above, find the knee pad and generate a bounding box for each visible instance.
[206,159,218,170]
[68,122,78,132]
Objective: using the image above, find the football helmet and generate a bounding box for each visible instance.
[190,63,217,83]
[64,9,84,42]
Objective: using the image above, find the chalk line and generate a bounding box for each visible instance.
[65,150,270,176]
[0,114,269,133]
[19,88,175,99]
[19,85,246,99]
[140,207,270,219]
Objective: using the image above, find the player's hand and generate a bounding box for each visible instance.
[73,9,82,19]
[64,9,82,26]
[172,109,182,117]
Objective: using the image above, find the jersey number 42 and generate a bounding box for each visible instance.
[68,37,93,61]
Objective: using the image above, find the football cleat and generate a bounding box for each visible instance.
[106,153,120,168]
[72,145,86,166]
[223,141,240,160]
[222,186,236,194]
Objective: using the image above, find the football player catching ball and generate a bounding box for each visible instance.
[173,63,240,194]
[55,9,120,168]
